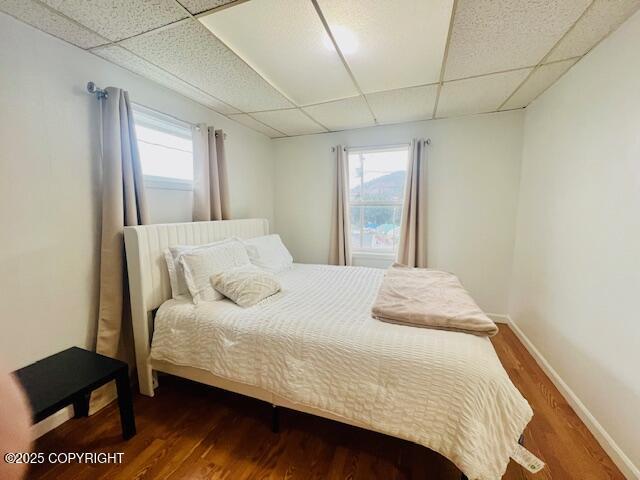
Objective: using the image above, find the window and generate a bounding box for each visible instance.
[133,104,193,190]
[348,145,409,255]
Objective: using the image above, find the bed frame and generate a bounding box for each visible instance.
[123,219,520,478]
[123,219,267,396]
[123,219,377,432]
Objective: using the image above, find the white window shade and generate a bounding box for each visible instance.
[132,104,193,190]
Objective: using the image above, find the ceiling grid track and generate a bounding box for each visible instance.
[108,17,190,46]
[572,2,640,63]
[243,111,294,137]
[122,47,287,135]
[91,1,251,49]
[272,56,579,116]
[171,0,332,132]
[70,0,310,138]
[17,0,236,123]
[310,0,378,125]
[165,0,277,130]
[298,110,331,132]
[26,0,254,126]
[98,48,238,114]
[196,21,330,132]
[171,0,305,138]
[76,1,321,135]
[0,0,293,137]
[447,64,540,84]
[115,0,326,134]
[86,21,287,134]
[192,0,251,19]
[29,0,109,46]
[497,0,596,110]
[90,37,243,115]
[506,56,581,108]
[431,0,459,119]
[3,0,637,137]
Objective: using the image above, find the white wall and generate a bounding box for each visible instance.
[273,111,524,315]
[0,12,275,371]
[510,10,640,477]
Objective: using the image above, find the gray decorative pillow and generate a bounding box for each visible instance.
[211,264,281,307]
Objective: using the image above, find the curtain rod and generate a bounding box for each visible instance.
[331,139,431,152]
[86,81,227,139]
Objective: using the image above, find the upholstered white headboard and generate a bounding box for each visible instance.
[123,218,269,395]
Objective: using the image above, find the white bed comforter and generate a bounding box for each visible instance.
[151,264,532,479]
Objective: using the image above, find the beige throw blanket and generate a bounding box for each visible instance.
[372,263,498,336]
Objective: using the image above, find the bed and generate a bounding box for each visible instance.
[124,219,532,480]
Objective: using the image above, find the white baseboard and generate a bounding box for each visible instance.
[507,316,639,480]
[487,313,510,324]
[31,406,73,440]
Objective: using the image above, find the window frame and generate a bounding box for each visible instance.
[132,103,194,191]
[347,144,409,257]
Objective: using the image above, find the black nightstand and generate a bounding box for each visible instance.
[14,347,136,440]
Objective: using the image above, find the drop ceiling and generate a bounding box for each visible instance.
[1,0,639,138]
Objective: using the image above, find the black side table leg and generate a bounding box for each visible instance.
[271,405,279,433]
[115,369,136,440]
[73,392,90,418]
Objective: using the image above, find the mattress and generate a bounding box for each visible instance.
[151,264,532,480]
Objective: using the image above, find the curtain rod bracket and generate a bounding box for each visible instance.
[87,81,108,99]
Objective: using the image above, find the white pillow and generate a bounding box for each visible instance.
[242,234,293,273]
[164,238,237,299]
[211,264,281,308]
[179,241,250,304]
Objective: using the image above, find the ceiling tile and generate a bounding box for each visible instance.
[228,114,284,138]
[547,0,640,62]
[302,96,374,131]
[437,68,531,118]
[251,109,327,136]
[179,0,244,15]
[92,45,239,114]
[121,19,294,112]
[200,0,358,105]
[444,0,590,80]
[502,58,578,109]
[40,0,188,42]
[0,0,108,48]
[317,0,454,93]
[366,85,438,125]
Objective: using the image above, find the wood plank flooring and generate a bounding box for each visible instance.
[28,326,624,479]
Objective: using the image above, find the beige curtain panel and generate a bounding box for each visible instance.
[397,139,428,268]
[193,125,230,221]
[329,145,352,266]
[93,87,149,412]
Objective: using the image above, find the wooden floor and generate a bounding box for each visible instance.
[29,326,624,480]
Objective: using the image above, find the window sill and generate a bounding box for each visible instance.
[144,175,193,191]
[351,251,396,269]
[352,251,396,260]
